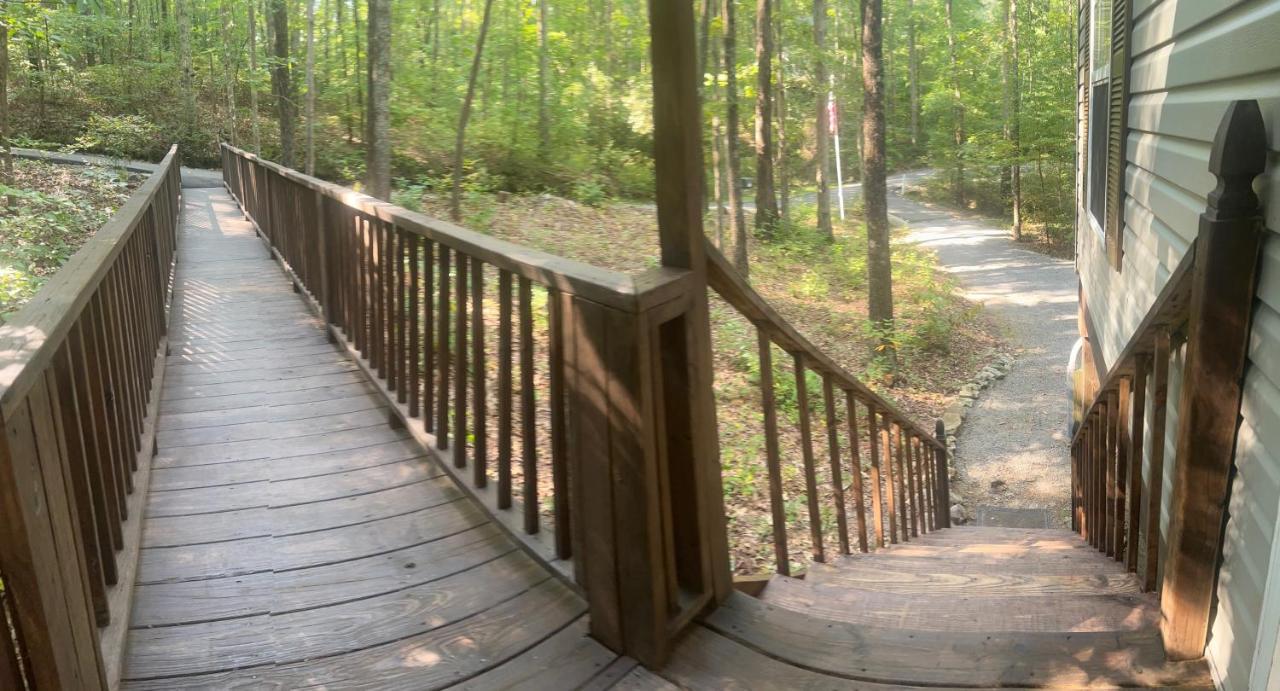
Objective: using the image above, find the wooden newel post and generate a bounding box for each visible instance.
[559,0,732,668]
[1161,99,1268,661]
[934,419,951,528]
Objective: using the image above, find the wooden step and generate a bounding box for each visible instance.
[704,593,1213,688]
[804,560,1143,596]
[759,575,1158,633]
[831,549,1124,575]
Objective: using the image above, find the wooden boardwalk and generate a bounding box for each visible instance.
[119,188,655,689]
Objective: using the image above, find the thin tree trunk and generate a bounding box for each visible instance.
[907,0,919,152]
[813,0,833,240]
[305,0,316,175]
[450,0,497,221]
[250,0,261,153]
[753,0,778,235]
[862,0,894,372]
[177,0,195,133]
[722,0,747,275]
[775,14,789,221]
[713,115,726,248]
[338,0,351,141]
[1,14,13,211]
[354,0,364,137]
[537,0,550,158]
[1009,0,1022,240]
[271,0,294,166]
[366,0,391,198]
[698,0,713,82]
[945,0,965,207]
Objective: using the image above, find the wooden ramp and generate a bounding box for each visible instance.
[118,188,660,689]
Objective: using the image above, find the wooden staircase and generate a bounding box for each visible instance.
[662,526,1212,688]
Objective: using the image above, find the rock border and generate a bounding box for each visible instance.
[943,350,1016,525]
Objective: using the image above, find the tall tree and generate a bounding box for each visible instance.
[366,0,390,198]
[176,0,194,133]
[249,0,261,153]
[1,12,12,210]
[944,0,965,207]
[722,0,747,275]
[538,0,551,158]
[270,0,294,167]
[861,0,893,371]
[906,0,919,152]
[305,0,316,175]
[752,0,778,235]
[775,15,788,221]
[450,0,497,221]
[1007,0,1022,240]
[813,0,832,240]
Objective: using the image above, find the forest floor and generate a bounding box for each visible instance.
[415,187,1008,574]
[0,159,142,321]
[890,187,1077,529]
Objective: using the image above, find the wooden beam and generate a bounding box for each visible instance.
[1161,100,1268,661]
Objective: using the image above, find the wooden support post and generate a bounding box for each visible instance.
[935,420,951,528]
[1161,100,1268,661]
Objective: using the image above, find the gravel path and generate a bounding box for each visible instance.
[12,147,223,188]
[892,191,1077,527]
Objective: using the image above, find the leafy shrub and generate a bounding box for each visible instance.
[570,177,608,207]
[74,114,167,161]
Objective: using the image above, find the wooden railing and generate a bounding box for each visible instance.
[706,246,950,575]
[222,143,730,667]
[0,145,181,690]
[1070,100,1267,660]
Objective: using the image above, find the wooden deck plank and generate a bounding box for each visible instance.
[448,617,617,690]
[704,593,1212,688]
[760,576,1158,632]
[148,437,423,490]
[803,561,1143,596]
[152,424,407,468]
[156,392,383,432]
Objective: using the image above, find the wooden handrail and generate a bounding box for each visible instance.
[705,240,950,573]
[705,242,944,451]
[0,146,181,690]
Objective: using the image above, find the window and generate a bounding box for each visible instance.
[1086,0,1113,237]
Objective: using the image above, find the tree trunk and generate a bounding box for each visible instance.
[713,115,726,248]
[775,14,789,221]
[222,0,238,146]
[271,0,295,167]
[354,0,364,138]
[450,0,497,222]
[305,0,316,175]
[944,0,965,208]
[906,0,919,152]
[366,0,391,198]
[813,0,833,240]
[753,0,778,235]
[250,0,261,153]
[177,0,195,134]
[862,0,894,373]
[1,14,12,211]
[1009,0,1022,240]
[722,0,747,275]
[537,0,550,159]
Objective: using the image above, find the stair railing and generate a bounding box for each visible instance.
[1069,100,1267,661]
[0,146,181,690]
[705,242,950,576]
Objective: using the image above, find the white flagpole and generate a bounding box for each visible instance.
[829,83,846,220]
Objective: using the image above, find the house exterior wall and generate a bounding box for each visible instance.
[1075,1,1280,688]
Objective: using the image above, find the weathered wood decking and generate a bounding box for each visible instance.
[119,188,641,689]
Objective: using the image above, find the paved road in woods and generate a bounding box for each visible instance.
[891,185,1078,527]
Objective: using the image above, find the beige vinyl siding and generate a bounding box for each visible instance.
[1076,0,1280,688]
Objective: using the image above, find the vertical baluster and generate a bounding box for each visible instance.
[423,240,436,430]
[1144,331,1171,591]
[792,356,824,562]
[1095,410,1106,551]
[436,245,451,447]
[882,413,898,544]
[822,376,849,555]
[1105,393,1118,557]
[497,270,514,510]
[84,298,126,524]
[904,430,918,538]
[866,402,886,548]
[94,290,133,491]
[1127,356,1148,571]
[893,423,909,542]
[408,234,421,418]
[393,227,406,401]
[472,258,488,488]
[355,214,368,356]
[547,288,569,558]
[51,345,108,625]
[453,254,468,469]
[921,437,935,533]
[101,272,138,469]
[912,436,926,536]
[376,219,388,381]
[1114,378,1131,561]
[757,331,789,574]
[519,276,538,534]
[843,390,868,553]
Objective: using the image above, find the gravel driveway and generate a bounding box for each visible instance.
[892,191,1077,527]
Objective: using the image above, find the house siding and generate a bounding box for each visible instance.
[1075,0,1280,688]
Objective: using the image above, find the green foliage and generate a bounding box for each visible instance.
[74,114,167,161]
